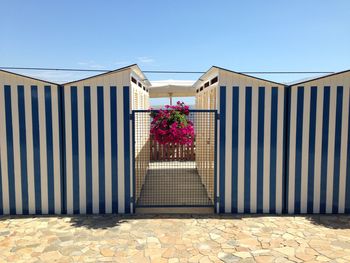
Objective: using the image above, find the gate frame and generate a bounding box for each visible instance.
[131,109,219,211]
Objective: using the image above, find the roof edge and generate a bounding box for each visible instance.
[63,63,138,85]
[287,69,350,86]
[212,65,286,86]
[0,68,59,86]
[130,64,152,86]
[192,66,218,88]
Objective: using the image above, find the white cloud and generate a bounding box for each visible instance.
[114,60,130,66]
[137,56,155,64]
[77,60,105,69]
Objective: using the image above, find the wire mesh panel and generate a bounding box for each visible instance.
[133,111,151,204]
[133,110,217,207]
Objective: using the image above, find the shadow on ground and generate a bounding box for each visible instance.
[305,215,350,229]
[1,213,350,230]
[68,215,127,229]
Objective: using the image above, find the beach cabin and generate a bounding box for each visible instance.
[194,67,286,213]
[1,65,350,215]
[286,70,350,214]
[0,69,62,215]
[0,65,151,215]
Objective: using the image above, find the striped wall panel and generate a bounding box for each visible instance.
[62,85,130,214]
[286,85,350,214]
[0,84,63,215]
[219,86,286,213]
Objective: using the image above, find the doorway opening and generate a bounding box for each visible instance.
[132,109,217,208]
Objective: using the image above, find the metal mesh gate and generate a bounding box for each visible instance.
[132,110,217,207]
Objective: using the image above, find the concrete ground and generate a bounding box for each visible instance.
[0,214,350,262]
[137,162,213,206]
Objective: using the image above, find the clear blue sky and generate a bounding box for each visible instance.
[1,0,349,85]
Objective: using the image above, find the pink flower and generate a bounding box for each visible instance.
[150,102,194,145]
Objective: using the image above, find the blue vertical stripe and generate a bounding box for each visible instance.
[269,87,278,213]
[17,85,29,215]
[4,85,16,214]
[123,86,130,213]
[97,86,105,213]
[219,86,226,213]
[307,87,317,213]
[131,111,136,208]
[0,152,2,215]
[332,86,343,213]
[84,86,93,214]
[70,86,80,214]
[257,87,265,213]
[345,91,350,213]
[320,86,330,213]
[244,87,252,213]
[58,86,66,214]
[231,87,239,213]
[110,86,118,213]
[283,87,290,213]
[214,108,218,213]
[44,86,55,214]
[294,87,304,214]
[31,86,42,214]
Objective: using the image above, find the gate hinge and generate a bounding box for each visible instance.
[130,196,135,203]
[215,196,220,204]
[216,113,220,120]
[130,114,133,120]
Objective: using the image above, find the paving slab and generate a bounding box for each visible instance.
[0,214,349,262]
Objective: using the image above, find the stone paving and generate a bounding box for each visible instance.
[0,214,350,262]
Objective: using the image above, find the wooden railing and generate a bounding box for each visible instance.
[150,136,195,161]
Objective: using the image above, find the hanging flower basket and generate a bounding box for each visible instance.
[150,101,194,145]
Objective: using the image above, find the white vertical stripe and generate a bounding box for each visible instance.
[224,87,232,213]
[237,86,246,213]
[24,86,35,214]
[11,86,23,214]
[276,88,284,214]
[263,87,271,213]
[77,86,86,214]
[338,86,349,213]
[300,87,310,213]
[91,86,99,214]
[38,86,48,214]
[64,86,73,214]
[104,86,112,213]
[0,87,9,214]
[51,87,61,214]
[117,87,125,213]
[250,87,258,213]
[326,86,337,213]
[288,87,297,214]
[313,87,324,213]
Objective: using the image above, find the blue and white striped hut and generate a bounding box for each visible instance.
[0,65,150,215]
[1,64,350,215]
[194,67,350,214]
[194,66,286,214]
[286,71,350,214]
[0,70,62,215]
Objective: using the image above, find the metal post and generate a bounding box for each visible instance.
[169,92,173,105]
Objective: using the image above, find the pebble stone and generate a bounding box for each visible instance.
[0,214,349,262]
